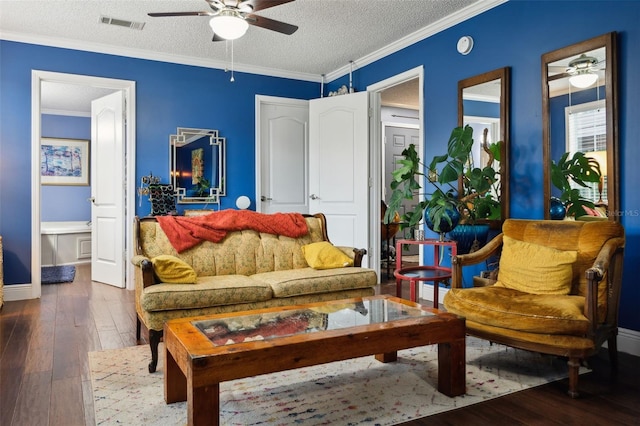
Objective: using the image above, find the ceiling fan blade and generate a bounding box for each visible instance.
[148,11,215,17]
[245,14,298,35]
[243,0,295,13]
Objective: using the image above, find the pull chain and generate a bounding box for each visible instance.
[230,40,235,82]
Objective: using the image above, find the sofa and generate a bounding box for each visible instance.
[443,219,625,397]
[132,212,377,372]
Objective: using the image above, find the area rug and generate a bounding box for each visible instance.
[41,265,76,284]
[89,337,584,425]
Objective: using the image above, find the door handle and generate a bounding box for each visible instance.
[260,196,273,202]
[309,194,320,200]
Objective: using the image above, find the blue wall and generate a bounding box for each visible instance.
[1,0,639,331]
[41,114,92,221]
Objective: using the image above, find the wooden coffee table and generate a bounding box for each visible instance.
[163,294,466,426]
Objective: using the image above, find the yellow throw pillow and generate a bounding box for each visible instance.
[150,255,197,284]
[301,241,354,270]
[495,235,577,295]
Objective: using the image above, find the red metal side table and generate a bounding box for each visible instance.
[394,239,457,307]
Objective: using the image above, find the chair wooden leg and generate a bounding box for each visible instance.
[148,329,163,373]
[608,336,619,373]
[136,317,141,341]
[567,357,580,398]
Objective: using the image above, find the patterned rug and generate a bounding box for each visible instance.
[41,265,76,284]
[89,337,581,425]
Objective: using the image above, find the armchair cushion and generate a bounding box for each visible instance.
[444,286,589,335]
[495,236,577,295]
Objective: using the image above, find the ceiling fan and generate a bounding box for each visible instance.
[148,0,298,41]
[547,53,606,88]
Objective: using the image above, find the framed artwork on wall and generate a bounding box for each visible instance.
[40,138,90,186]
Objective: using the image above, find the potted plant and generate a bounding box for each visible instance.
[193,177,211,197]
[550,151,601,218]
[384,125,502,246]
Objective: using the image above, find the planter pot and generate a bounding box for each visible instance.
[550,197,566,220]
[448,224,490,254]
[424,207,460,240]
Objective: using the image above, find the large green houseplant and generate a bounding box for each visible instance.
[550,151,601,218]
[384,125,501,238]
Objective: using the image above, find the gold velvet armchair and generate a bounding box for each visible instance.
[443,219,625,397]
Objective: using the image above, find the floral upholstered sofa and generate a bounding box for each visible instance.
[132,212,377,372]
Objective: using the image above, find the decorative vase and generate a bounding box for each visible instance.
[549,197,566,220]
[424,207,460,241]
[448,224,490,254]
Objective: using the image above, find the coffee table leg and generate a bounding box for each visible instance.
[437,338,466,397]
[375,351,398,363]
[165,346,187,403]
[188,383,220,426]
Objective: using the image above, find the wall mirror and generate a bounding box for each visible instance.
[542,32,618,220]
[170,127,226,205]
[458,66,511,228]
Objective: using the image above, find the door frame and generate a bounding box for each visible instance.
[30,71,136,298]
[367,66,424,281]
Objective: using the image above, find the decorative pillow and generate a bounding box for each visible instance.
[495,235,577,295]
[150,254,197,284]
[301,241,354,270]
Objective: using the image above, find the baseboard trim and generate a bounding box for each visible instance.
[420,283,640,357]
[3,283,34,301]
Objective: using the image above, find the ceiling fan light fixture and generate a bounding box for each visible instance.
[569,71,598,88]
[209,10,249,40]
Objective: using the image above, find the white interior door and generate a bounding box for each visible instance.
[309,92,370,264]
[91,91,125,287]
[256,96,309,214]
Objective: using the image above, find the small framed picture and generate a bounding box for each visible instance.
[40,138,90,186]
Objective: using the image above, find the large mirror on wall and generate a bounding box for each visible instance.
[170,127,226,205]
[458,66,511,228]
[542,32,618,220]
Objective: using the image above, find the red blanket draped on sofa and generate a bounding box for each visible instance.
[155,210,309,253]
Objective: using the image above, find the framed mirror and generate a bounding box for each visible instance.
[458,66,511,228]
[542,32,618,220]
[170,127,226,205]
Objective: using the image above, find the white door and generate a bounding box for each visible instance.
[309,92,370,264]
[257,97,309,214]
[91,91,125,287]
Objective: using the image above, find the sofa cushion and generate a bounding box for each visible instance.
[141,275,273,312]
[251,267,377,298]
[443,286,589,335]
[150,255,197,284]
[495,236,577,295]
[301,241,354,269]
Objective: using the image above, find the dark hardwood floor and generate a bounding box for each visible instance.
[1,263,639,425]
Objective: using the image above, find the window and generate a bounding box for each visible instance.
[565,99,606,204]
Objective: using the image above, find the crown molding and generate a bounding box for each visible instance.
[0,30,323,83]
[1,0,506,86]
[324,0,507,82]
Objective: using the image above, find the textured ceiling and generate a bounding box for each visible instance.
[1,0,507,113]
[0,0,496,80]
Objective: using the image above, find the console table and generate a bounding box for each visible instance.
[394,238,457,307]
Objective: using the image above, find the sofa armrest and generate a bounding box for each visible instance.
[451,233,503,288]
[335,246,367,267]
[131,255,157,289]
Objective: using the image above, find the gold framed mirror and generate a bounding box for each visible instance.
[457,66,511,228]
[542,32,618,220]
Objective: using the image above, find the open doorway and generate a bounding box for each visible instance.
[31,71,136,299]
[368,67,423,282]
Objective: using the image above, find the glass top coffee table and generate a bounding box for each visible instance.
[163,294,466,426]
